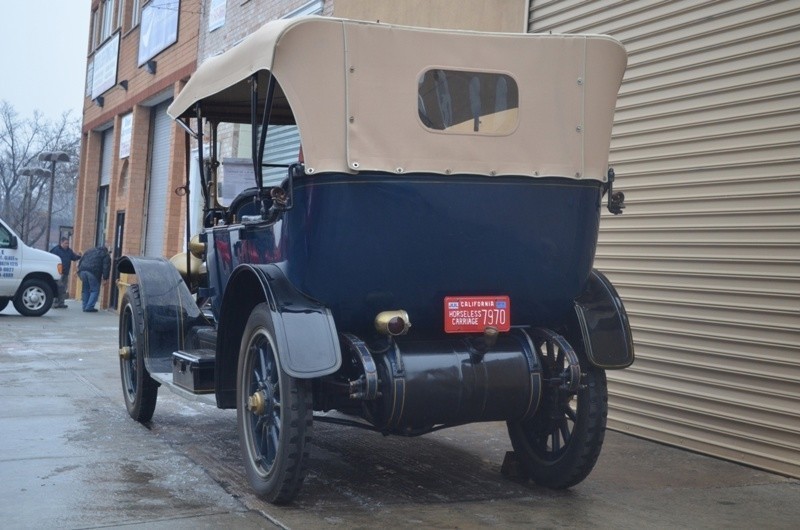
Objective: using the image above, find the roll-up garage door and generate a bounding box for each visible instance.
[144,100,173,258]
[529,0,800,478]
[96,128,114,245]
[263,124,301,185]
[100,129,113,186]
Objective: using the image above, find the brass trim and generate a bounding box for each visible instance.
[374,310,411,336]
[188,234,206,259]
[247,391,266,415]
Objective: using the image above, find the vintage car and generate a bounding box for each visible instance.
[116,16,633,504]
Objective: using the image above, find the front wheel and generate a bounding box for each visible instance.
[119,285,159,422]
[13,278,53,316]
[507,328,608,489]
[0,297,9,312]
[237,303,313,504]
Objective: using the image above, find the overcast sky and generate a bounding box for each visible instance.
[0,0,92,120]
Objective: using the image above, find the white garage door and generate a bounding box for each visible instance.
[96,128,114,246]
[144,100,173,258]
[529,0,800,478]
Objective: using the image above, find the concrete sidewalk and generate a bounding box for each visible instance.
[0,300,272,529]
[1,299,798,529]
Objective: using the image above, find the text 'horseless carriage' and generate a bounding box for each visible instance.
[117,16,633,504]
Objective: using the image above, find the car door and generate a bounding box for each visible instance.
[0,221,23,298]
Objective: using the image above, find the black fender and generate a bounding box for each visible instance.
[117,256,205,374]
[215,263,341,409]
[572,269,635,369]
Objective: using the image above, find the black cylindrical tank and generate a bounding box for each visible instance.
[368,332,542,434]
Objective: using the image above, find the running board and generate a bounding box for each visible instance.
[172,349,215,393]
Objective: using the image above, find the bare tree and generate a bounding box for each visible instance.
[0,101,80,249]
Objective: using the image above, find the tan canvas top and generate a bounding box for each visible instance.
[169,16,627,181]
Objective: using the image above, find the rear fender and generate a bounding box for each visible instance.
[573,269,635,369]
[215,263,341,409]
[117,256,205,374]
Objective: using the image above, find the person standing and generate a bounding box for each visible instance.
[77,245,111,312]
[49,237,81,308]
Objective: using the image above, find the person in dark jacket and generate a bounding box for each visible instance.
[77,245,111,312]
[49,237,81,308]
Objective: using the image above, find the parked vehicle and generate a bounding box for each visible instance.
[117,16,633,504]
[0,217,62,316]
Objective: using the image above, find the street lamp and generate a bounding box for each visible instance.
[38,151,70,251]
[17,166,50,245]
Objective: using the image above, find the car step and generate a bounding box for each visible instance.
[172,349,215,394]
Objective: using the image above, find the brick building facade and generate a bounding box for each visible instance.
[75,0,202,308]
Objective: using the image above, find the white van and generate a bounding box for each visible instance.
[0,218,62,316]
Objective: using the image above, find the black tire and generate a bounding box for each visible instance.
[13,278,53,316]
[237,303,313,504]
[0,297,9,312]
[507,328,608,489]
[119,285,159,423]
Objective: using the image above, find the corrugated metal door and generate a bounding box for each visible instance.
[263,124,301,185]
[100,129,113,186]
[96,129,114,245]
[529,0,800,478]
[144,101,173,258]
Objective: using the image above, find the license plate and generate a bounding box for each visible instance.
[444,295,511,333]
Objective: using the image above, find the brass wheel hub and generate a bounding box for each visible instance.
[247,390,267,416]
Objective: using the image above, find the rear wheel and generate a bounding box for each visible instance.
[0,297,9,312]
[507,328,607,489]
[119,285,159,422]
[13,278,53,316]
[237,303,312,504]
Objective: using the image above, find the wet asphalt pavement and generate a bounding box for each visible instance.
[1,299,798,529]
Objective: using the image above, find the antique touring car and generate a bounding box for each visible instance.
[116,16,633,503]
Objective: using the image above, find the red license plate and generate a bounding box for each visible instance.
[444,296,511,333]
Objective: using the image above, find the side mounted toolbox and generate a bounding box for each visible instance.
[172,349,215,393]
